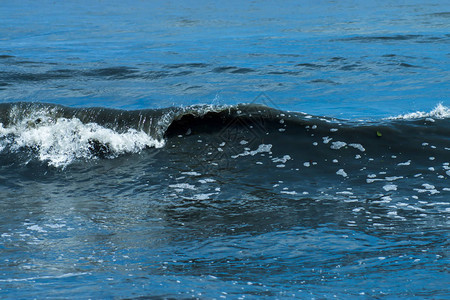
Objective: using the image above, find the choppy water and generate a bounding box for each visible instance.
[1,0,449,299]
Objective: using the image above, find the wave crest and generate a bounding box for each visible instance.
[0,111,164,167]
[1,102,448,168]
[387,103,450,120]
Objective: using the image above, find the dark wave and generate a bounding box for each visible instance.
[161,104,449,202]
[0,102,449,170]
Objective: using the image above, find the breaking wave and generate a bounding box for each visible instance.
[387,103,450,120]
[0,102,449,168]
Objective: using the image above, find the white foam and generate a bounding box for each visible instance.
[414,184,440,195]
[330,141,347,150]
[380,196,392,202]
[336,191,353,195]
[169,183,196,190]
[367,175,403,183]
[385,176,404,181]
[272,155,291,163]
[322,136,332,144]
[280,190,297,195]
[45,223,66,229]
[192,193,215,200]
[182,171,201,176]
[198,178,215,184]
[231,144,272,158]
[349,143,365,152]
[0,272,89,282]
[383,184,397,192]
[422,183,435,190]
[366,178,383,183]
[388,103,450,120]
[336,169,348,177]
[397,160,411,166]
[414,188,440,195]
[27,225,47,233]
[0,116,164,168]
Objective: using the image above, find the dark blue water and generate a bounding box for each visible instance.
[1,1,449,299]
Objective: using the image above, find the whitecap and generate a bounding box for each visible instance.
[0,116,164,168]
[388,103,450,120]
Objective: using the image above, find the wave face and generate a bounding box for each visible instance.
[0,102,238,167]
[0,103,450,175]
[0,102,448,204]
[1,101,449,203]
[2,0,449,298]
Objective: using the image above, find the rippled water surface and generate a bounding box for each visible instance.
[1,0,449,299]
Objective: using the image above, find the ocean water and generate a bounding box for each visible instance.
[1,0,449,299]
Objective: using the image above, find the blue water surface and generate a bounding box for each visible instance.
[1,0,449,118]
[1,1,449,299]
